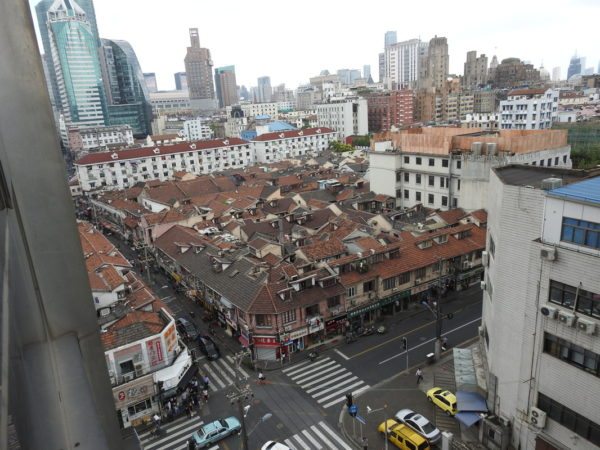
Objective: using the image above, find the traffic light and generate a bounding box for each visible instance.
[402,337,407,351]
[346,393,353,407]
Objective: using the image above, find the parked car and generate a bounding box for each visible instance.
[377,419,431,450]
[394,409,441,444]
[197,335,220,360]
[190,417,241,448]
[176,318,199,341]
[261,442,291,450]
[426,387,458,416]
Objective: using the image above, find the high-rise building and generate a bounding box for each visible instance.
[378,53,385,83]
[419,36,449,90]
[463,51,488,89]
[239,85,249,101]
[384,31,397,48]
[214,65,238,108]
[489,58,541,89]
[257,76,272,103]
[365,89,414,131]
[385,39,428,89]
[184,28,217,111]
[143,73,158,93]
[101,39,152,136]
[552,66,561,81]
[174,72,187,91]
[46,0,107,128]
[567,54,583,80]
[363,65,372,83]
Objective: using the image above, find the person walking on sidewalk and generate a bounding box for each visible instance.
[416,367,424,385]
[258,370,266,384]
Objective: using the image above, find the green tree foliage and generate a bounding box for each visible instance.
[328,140,354,152]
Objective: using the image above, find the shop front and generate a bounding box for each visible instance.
[279,327,308,360]
[305,317,325,347]
[347,289,411,328]
[113,373,158,429]
[253,335,279,361]
[238,324,251,348]
[457,267,484,289]
[153,350,198,402]
[325,314,347,337]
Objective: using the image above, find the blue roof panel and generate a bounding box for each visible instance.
[549,177,600,205]
[268,121,296,132]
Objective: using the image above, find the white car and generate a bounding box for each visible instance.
[261,442,291,450]
[394,408,441,444]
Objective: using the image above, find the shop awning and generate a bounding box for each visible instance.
[455,411,483,428]
[347,289,410,318]
[457,391,488,412]
[153,351,191,390]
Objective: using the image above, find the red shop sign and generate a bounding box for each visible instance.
[253,336,279,347]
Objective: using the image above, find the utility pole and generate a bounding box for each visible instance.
[434,256,443,360]
[226,350,252,450]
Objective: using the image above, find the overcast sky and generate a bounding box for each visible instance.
[30,0,599,91]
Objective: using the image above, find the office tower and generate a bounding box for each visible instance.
[384,31,397,48]
[46,0,107,128]
[101,39,152,136]
[363,65,371,82]
[184,28,217,110]
[378,52,385,83]
[239,85,249,101]
[463,51,488,89]
[174,72,187,90]
[214,65,238,108]
[257,76,272,103]
[567,54,583,79]
[385,39,428,89]
[552,66,561,81]
[143,73,158,93]
[420,36,449,90]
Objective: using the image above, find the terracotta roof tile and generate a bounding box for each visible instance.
[251,127,336,142]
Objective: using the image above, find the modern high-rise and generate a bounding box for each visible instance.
[257,76,272,103]
[463,51,488,89]
[46,0,107,128]
[419,36,449,90]
[143,73,158,93]
[363,65,371,82]
[567,54,583,80]
[214,65,238,108]
[384,31,397,48]
[101,39,152,136]
[378,52,385,83]
[174,72,187,91]
[552,66,561,81]
[184,28,217,111]
[384,39,428,89]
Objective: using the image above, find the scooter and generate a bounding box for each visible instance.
[377,325,387,334]
[308,350,319,362]
[362,326,376,336]
[345,332,357,344]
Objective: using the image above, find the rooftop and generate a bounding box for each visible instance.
[548,176,600,205]
[493,165,597,188]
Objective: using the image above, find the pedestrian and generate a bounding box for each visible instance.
[416,367,424,385]
[202,388,209,402]
[362,437,368,450]
[442,336,448,351]
[186,402,192,419]
[203,375,209,390]
[258,370,266,384]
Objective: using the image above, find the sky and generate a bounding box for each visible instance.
[30,0,600,92]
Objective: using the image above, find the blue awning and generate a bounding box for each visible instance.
[457,391,488,412]
[455,411,482,428]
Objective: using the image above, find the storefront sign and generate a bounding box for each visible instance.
[164,323,177,353]
[286,327,309,340]
[146,338,164,367]
[253,336,280,347]
[308,321,324,334]
[325,315,347,333]
[348,290,410,318]
[113,374,155,409]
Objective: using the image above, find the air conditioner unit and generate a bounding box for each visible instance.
[558,310,577,327]
[122,373,134,383]
[482,251,489,267]
[577,318,597,335]
[480,281,487,290]
[540,247,556,261]
[415,278,422,285]
[540,304,558,319]
[462,260,471,270]
[135,364,144,377]
[529,407,547,428]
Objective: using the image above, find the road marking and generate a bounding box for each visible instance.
[290,359,336,380]
[292,434,311,450]
[304,370,353,392]
[292,361,338,383]
[142,419,204,449]
[225,355,249,378]
[202,364,227,389]
[318,421,353,450]
[321,384,370,409]
[334,349,350,360]
[301,430,323,449]
[282,359,312,375]
[378,317,481,365]
[139,416,202,439]
[311,376,359,398]
[317,380,365,403]
[298,365,344,388]
[310,424,336,449]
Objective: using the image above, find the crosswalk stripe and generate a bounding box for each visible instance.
[290,360,336,381]
[311,376,358,399]
[318,421,353,450]
[224,355,249,379]
[284,438,297,450]
[202,364,226,389]
[292,434,311,450]
[301,368,348,389]
[316,381,365,404]
[142,420,203,450]
[215,358,238,379]
[281,359,313,375]
[321,385,370,409]
[301,430,322,449]
[292,361,338,383]
[310,424,336,449]
[139,416,203,439]
[208,360,234,385]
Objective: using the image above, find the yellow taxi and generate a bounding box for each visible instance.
[426,387,458,416]
[377,419,431,450]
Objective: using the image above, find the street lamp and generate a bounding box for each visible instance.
[367,405,388,450]
[247,413,273,437]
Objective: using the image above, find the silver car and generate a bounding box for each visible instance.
[394,408,441,444]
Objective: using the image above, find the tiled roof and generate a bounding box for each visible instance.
[78,222,131,270]
[75,137,249,165]
[468,209,488,223]
[434,208,467,225]
[89,265,125,292]
[100,310,166,350]
[298,238,346,261]
[251,127,335,142]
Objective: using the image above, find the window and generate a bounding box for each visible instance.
[544,333,600,376]
[415,174,421,184]
[428,194,434,205]
[442,159,449,168]
[415,267,426,279]
[456,160,462,169]
[404,156,409,164]
[489,235,495,257]
[563,155,567,163]
[396,189,402,198]
[442,196,448,207]
[548,280,600,319]
[457,179,461,191]
[428,158,435,167]
[547,158,552,166]
[119,360,134,374]
[416,157,422,165]
[561,217,600,249]
[555,157,559,166]
[404,189,409,199]
[347,286,356,297]
[396,171,402,182]
[416,191,422,202]
[452,198,458,208]
[540,159,544,166]
[383,277,396,290]
[428,175,435,186]
[255,314,272,327]
[363,280,375,292]
[537,393,600,446]
[281,310,296,324]
[127,399,152,416]
[404,172,409,183]
[399,272,410,284]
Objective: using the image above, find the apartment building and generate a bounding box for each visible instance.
[365,90,414,131]
[481,166,600,450]
[252,127,336,163]
[225,102,295,119]
[369,128,572,211]
[462,113,500,131]
[500,88,559,130]
[149,91,191,112]
[315,97,368,139]
[181,118,214,141]
[67,125,134,151]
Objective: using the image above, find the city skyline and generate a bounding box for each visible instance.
[29,0,599,92]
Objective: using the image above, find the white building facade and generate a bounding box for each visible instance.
[252,127,337,163]
[68,125,134,151]
[500,88,559,130]
[149,91,191,112]
[384,39,428,89]
[481,167,600,450]
[181,118,214,141]
[315,97,368,139]
[462,113,500,131]
[225,101,295,119]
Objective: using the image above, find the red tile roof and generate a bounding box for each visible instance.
[75,137,249,165]
[507,88,548,96]
[252,127,335,142]
[469,209,488,223]
[434,208,467,225]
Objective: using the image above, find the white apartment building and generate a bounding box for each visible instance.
[369,128,572,211]
[500,88,559,130]
[181,118,214,141]
[252,127,336,163]
[149,91,191,112]
[481,166,600,450]
[75,137,252,192]
[384,39,428,89]
[315,97,368,139]
[225,101,295,119]
[68,125,134,151]
[462,113,500,131]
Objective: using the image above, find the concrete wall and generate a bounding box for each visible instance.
[368,152,400,199]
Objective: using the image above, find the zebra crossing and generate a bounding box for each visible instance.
[282,421,354,450]
[282,357,370,409]
[138,416,215,450]
[198,355,249,393]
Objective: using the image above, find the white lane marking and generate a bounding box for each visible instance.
[289,358,333,379]
[282,359,312,374]
[311,376,358,398]
[142,420,204,449]
[334,349,350,360]
[378,317,482,365]
[301,368,348,389]
[301,430,323,449]
[139,416,203,439]
[201,364,226,389]
[292,361,338,383]
[316,381,365,403]
[321,385,370,409]
[216,358,238,378]
[292,434,311,450]
[297,365,344,388]
[311,424,336,449]
[319,421,353,450]
[284,439,298,450]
